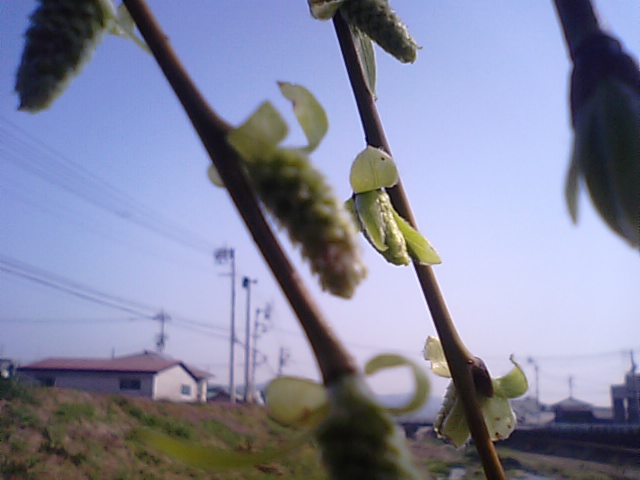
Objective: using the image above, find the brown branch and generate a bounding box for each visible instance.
[122,0,356,384]
[553,0,602,59]
[332,13,506,480]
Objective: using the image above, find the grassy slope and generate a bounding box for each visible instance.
[1,380,637,480]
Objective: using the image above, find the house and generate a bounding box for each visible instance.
[17,351,212,403]
[551,397,612,424]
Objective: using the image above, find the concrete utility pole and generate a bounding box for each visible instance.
[251,303,271,390]
[277,347,290,376]
[154,310,170,353]
[215,247,237,403]
[568,375,574,398]
[242,276,257,403]
[527,357,540,405]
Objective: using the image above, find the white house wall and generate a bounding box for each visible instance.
[153,365,200,402]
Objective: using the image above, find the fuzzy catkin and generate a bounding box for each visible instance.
[246,148,366,299]
[15,0,112,112]
[340,0,418,63]
[316,376,426,480]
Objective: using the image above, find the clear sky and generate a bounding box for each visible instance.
[1,1,638,408]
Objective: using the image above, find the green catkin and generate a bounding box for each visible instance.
[15,0,112,112]
[246,148,366,299]
[340,0,418,63]
[316,376,426,480]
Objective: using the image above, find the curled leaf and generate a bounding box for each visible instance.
[423,336,451,378]
[227,102,288,161]
[364,354,430,415]
[356,189,410,265]
[434,383,468,447]
[352,24,378,98]
[392,210,441,265]
[349,146,398,194]
[354,190,388,252]
[278,81,328,153]
[493,355,528,399]
[266,377,329,429]
[427,336,527,446]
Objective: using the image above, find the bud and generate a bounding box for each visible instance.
[316,375,426,480]
[340,0,419,64]
[424,337,528,447]
[565,33,640,248]
[15,0,114,112]
[246,147,367,298]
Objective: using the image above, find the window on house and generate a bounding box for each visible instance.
[119,378,141,391]
[180,384,191,396]
[37,376,55,387]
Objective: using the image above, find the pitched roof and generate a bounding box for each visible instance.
[551,396,593,411]
[18,351,212,380]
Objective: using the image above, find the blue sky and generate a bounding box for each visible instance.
[1,1,638,407]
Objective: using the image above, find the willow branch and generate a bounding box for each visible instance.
[123,0,356,383]
[333,13,506,480]
[553,0,602,59]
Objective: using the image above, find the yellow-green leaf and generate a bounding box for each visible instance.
[207,165,224,188]
[227,102,288,161]
[265,377,329,429]
[423,336,451,378]
[364,354,430,415]
[308,0,345,20]
[132,427,310,470]
[434,383,469,447]
[349,146,398,194]
[493,355,528,399]
[392,209,441,265]
[354,190,388,251]
[479,394,517,442]
[351,25,377,98]
[278,82,328,153]
[109,4,150,54]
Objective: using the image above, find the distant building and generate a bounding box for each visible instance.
[17,350,212,403]
[551,397,612,424]
[611,372,640,424]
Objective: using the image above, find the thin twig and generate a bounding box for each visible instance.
[122,0,356,384]
[333,13,507,480]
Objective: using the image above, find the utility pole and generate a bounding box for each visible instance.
[527,357,540,405]
[215,246,237,404]
[568,375,574,399]
[277,347,290,376]
[251,303,271,389]
[242,276,257,403]
[154,310,170,353]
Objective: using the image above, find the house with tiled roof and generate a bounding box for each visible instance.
[18,351,212,403]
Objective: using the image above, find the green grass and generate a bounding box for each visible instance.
[1,383,638,480]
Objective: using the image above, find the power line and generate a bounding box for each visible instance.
[1,184,214,274]
[0,317,143,324]
[0,254,157,317]
[1,119,214,254]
